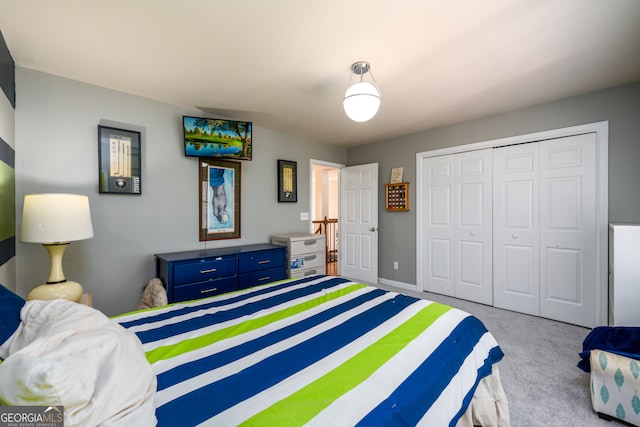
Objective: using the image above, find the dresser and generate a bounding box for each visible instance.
[271,233,326,278]
[156,244,286,303]
[608,224,640,326]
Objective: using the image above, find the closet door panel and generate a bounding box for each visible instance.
[493,144,540,316]
[422,155,455,296]
[539,133,597,327]
[454,150,493,305]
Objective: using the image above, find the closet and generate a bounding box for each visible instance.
[422,149,493,305]
[417,124,606,328]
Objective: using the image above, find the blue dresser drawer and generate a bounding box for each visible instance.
[174,257,236,285]
[157,244,288,304]
[239,267,286,289]
[173,276,238,301]
[238,248,285,273]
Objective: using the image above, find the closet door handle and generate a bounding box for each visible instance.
[469,231,476,236]
[511,234,518,239]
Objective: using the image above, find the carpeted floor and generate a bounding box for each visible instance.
[374,283,613,427]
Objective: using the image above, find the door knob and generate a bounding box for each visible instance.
[370,227,377,232]
[469,231,476,236]
[511,234,518,239]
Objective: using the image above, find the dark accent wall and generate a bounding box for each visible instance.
[0,29,15,268]
[0,30,15,108]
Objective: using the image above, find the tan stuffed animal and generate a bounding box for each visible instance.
[137,278,168,310]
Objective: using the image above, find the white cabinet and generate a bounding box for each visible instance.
[609,224,640,326]
[271,233,326,278]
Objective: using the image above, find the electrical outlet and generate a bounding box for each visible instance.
[300,212,310,221]
[393,261,398,270]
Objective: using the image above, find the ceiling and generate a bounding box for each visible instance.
[1,1,640,147]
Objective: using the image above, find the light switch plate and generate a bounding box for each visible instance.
[300,212,310,221]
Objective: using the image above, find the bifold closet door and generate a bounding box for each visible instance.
[493,143,540,316]
[422,154,455,296]
[539,134,596,326]
[454,150,493,305]
[421,150,492,304]
[493,134,597,326]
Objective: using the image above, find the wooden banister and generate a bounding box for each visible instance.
[312,217,338,275]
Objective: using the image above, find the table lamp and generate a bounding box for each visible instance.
[20,193,94,302]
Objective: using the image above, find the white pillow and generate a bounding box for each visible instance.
[0,299,157,427]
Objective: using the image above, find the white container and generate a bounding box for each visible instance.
[271,233,326,278]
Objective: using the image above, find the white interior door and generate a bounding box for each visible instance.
[493,143,540,316]
[454,150,493,305]
[421,155,455,296]
[339,163,378,283]
[539,133,597,326]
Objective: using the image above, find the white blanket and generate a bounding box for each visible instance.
[0,299,157,427]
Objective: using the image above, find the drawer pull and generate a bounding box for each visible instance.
[200,268,217,274]
[304,240,317,245]
[258,260,271,264]
[200,288,218,294]
[305,255,317,261]
[258,276,271,281]
[305,270,317,276]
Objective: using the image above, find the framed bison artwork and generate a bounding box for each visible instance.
[199,157,241,241]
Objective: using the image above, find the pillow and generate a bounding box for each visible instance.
[0,299,157,426]
[0,284,25,359]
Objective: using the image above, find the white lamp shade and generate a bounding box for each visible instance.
[343,81,381,122]
[21,194,94,244]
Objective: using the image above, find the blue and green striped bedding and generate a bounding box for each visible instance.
[116,275,504,426]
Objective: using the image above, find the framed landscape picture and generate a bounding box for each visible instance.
[199,157,241,241]
[184,116,252,160]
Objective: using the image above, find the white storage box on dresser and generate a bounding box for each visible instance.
[271,233,326,278]
[609,224,640,326]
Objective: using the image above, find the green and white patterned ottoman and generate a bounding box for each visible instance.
[590,349,640,426]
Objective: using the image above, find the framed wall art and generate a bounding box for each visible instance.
[98,125,142,194]
[184,116,252,160]
[199,157,241,241]
[390,167,403,184]
[277,159,297,202]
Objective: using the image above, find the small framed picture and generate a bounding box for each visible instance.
[278,159,297,202]
[98,125,142,194]
[390,167,404,184]
[199,157,241,241]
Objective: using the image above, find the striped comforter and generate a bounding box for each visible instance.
[116,275,504,427]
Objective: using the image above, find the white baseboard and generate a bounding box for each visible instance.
[377,278,417,292]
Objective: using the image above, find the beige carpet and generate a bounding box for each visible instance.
[374,282,613,427]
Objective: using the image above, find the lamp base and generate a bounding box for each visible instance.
[27,281,83,302]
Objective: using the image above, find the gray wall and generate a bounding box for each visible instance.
[15,68,347,315]
[347,81,640,286]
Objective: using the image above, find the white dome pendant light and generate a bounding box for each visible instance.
[343,61,381,122]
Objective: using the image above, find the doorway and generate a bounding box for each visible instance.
[310,160,343,275]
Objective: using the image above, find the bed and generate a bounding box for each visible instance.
[0,275,510,426]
